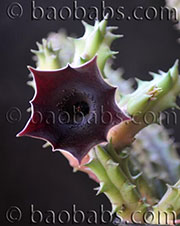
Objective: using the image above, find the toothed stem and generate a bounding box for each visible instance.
[151,180,180,225]
[108,60,180,151]
[71,19,122,77]
[28,18,180,225]
[31,39,61,70]
[106,142,157,205]
[87,146,149,222]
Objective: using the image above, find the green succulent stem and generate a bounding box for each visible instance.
[151,180,180,225]
[32,19,121,78]
[29,18,180,224]
[108,60,180,152]
[71,19,121,76]
[107,142,157,205]
[31,39,61,70]
[87,144,180,224]
[87,146,149,223]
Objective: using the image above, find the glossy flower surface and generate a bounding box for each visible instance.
[18,57,128,162]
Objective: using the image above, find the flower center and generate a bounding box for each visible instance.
[74,101,90,116]
[57,89,94,125]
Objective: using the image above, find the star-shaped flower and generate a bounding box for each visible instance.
[18,57,128,163]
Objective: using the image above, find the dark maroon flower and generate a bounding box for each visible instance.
[18,57,128,163]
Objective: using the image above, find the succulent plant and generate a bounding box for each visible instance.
[18,18,180,224]
[108,61,180,150]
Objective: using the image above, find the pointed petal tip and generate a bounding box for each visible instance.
[16,133,21,138]
[27,65,36,74]
[86,55,98,68]
[91,55,98,63]
[66,63,73,69]
[16,125,33,138]
[75,55,98,71]
[108,86,117,94]
[52,145,84,164]
[16,130,25,137]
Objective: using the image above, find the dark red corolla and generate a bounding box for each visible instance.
[18,57,128,163]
